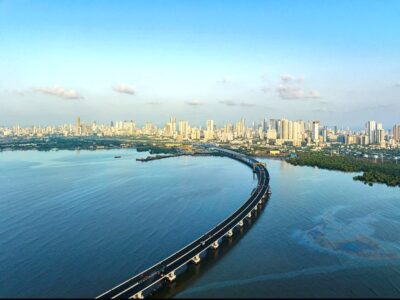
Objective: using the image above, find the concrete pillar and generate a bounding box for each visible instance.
[254,205,258,211]
[258,199,262,205]
[166,271,176,282]
[247,211,252,219]
[212,241,219,249]
[192,254,201,264]
[131,291,144,299]
[227,229,233,237]
[238,220,244,227]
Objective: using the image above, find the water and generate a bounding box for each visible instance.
[176,158,400,298]
[1,150,400,298]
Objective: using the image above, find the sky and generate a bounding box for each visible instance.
[0,0,400,128]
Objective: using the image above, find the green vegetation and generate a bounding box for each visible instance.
[0,136,135,151]
[135,144,180,154]
[287,151,400,187]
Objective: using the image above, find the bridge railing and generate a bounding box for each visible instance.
[96,147,269,299]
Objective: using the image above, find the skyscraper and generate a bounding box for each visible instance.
[170,117,177,135]
[312,121,319,143]
[366,120,376,144]
[281,118,289,140]
[179,120,189,138]
[393,124,400,142]
[76,116,81,136]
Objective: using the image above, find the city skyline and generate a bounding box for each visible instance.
[1,0,400,126]
[1,114,397,132]
[2,1,400,299]
[3,115,400,150]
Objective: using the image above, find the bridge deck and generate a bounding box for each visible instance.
[96,147,270,299]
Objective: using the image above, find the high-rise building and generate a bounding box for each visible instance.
[235,118,246,138]
[179,120,189,139]
[393,124,400,142]
[312,121,320,143]
[76,116,82,136]
[205,119,215,140]
[170,117,177,135]
[322,126,327,142]
[281,118,289,140]
[376,128,385,147]
[366,120,377,144]
[263,118,268,133]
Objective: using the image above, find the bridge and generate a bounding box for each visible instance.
[96,147,271,299]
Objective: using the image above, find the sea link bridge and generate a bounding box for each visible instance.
[97,147,271,299]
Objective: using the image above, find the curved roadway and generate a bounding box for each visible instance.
[96,147,270,299]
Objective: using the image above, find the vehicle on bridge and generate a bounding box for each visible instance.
[96,147,271,299]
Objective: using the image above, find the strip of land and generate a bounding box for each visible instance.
[287,151,400,187]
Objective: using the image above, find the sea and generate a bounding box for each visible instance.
[1,149,399,298]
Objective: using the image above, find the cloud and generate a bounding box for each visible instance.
[277,75,320,100]
[308,90,321,98]
[184,100,205,106]
[395,81,400,87]
[144,101,161,105]
[277,85,321,99]
[318,99,329,105]
[261,86,270,93]
[219,100,237,106]
[113,84,135,95]
[240,102,256,107]
[33,86,83,99]
[216,77,231,84]
[312,108,331,113]
[218,100,256,107]
[280,74,304,84]
[4,89,26,96]
[281,74,294,83]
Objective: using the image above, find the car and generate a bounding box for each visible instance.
[201,241,206,246]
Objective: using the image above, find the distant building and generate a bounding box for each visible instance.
[312,121,320,143]
[393,124,400,142]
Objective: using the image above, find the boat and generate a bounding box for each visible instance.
[114,156,121,158]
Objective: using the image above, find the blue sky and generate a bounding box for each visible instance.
[1,0,400,128]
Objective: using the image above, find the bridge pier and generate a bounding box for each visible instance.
[211,241,219,249]
[131,291,144,299]
[192,254,201,264]
[166,271,176,282]
[95,149,271,300]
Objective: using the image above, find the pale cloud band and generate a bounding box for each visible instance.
[278,85,321,99]
[219,100,237,106]
[219,100,256,107]
[184,100,205,106]
[113,84,135,95]
[277,74,321,100]
[33,86,83,99]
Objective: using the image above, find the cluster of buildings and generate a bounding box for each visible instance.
[1,116,400,149]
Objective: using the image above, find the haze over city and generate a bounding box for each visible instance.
[1,0,400,127]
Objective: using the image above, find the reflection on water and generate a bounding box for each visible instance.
[152,202,269,299]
